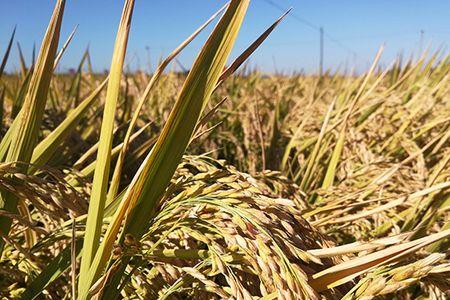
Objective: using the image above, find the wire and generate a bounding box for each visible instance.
[323,32,358,56]
[261,0,357,57]
[261,0,319,31]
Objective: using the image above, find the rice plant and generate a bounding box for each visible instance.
[0,0,449,299]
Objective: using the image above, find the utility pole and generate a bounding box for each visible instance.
[419,29,424,55]
[175,58,188,74]
[319,26,324,77]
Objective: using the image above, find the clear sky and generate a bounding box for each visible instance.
[1,0,449,74]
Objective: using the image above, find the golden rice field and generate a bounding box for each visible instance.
[0,0,449,299]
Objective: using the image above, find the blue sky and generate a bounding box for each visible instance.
[1,0,449,73]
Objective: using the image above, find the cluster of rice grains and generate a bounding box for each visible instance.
[111,156,349,299]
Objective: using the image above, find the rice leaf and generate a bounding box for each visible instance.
[0,26,16,80]
[78,0,135,293]
[309,229,450,291]
[80,1,250,298]
[0,0,65,252]
[31,78,107,167]
[106,2,227,205]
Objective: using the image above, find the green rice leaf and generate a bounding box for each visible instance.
[78,0,135,293]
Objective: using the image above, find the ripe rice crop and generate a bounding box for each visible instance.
[0,0,449,299]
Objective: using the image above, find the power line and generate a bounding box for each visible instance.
[336,31,420,41]
[262,0,319,31]
[268,30,447,46]
[260,0,357,53]
[261,0,358,73]
[323,32,357,56]
[259,0,447,72]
